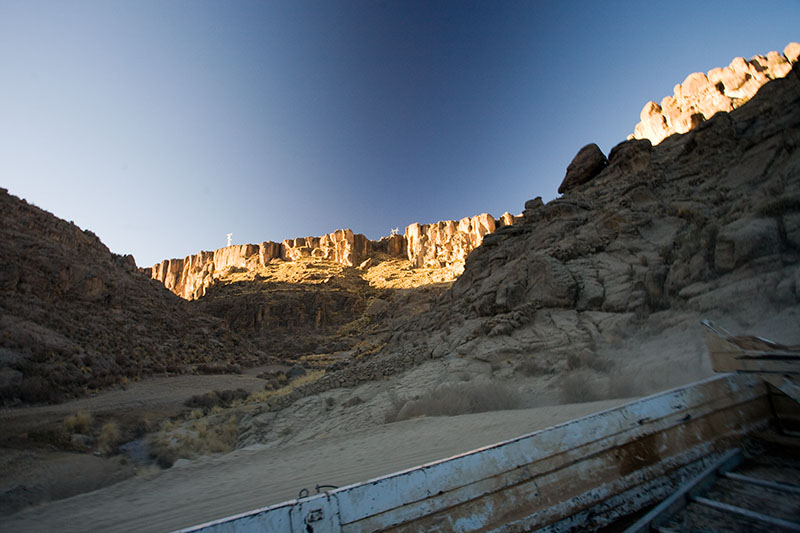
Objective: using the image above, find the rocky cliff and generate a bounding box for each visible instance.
[0,190,264,404]
[263,59,800,409]
[148,212,520,300]
[413,60,800,380]
[630,42,799,144]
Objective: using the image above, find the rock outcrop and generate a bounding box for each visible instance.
[405,212,519,275]
[558,143,608,194]
[0,189,263,404]
[365,61,800,399]
[148,213,521,300]
[630,42,800,144]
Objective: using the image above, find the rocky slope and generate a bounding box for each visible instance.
[414,59,800,382]
[230,56,800,447]
[0,191,265,405]
[630,42,799,144]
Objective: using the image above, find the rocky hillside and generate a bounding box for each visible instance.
[240,55,800,418]
[630,42,799,144]
[0,191,265,405]
[413,59,800,378]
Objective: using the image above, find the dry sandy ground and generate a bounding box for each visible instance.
[1,398,628,533]
[0,370,276,517]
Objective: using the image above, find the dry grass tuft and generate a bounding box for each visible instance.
[64,411,93,434]
[146,414,240,468]
[98,420,122,455]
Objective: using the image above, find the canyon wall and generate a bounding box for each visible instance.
[630,42,799,144]
[148,212,521,300]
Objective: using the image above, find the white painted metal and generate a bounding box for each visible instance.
[178,373,770,533]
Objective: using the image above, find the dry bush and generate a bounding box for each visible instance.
[559,371,605,403]
[566,350,612,372]
[386,382,521,423]
[516,357,552,377]
[146,414,240,468]
[64,411,93,434]
[98,420,122,455]
[184,388,249,413]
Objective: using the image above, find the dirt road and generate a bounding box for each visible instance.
[1,398,627,532]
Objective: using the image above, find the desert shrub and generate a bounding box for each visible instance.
[559,371,605,403]
[196,363,242,375]
[517,357,552,377]
[98,420,122,455]
[20,375,61,403]
[64,410,93,434]
[184,388,249,413]
[386,382,521,423]
[147,415,240,467]
[566,351,612,372]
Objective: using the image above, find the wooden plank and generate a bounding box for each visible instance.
[692,496,800,531]
[621,449,741,533]
[723,471,800,495]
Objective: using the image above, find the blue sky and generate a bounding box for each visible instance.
[1,1,798,267]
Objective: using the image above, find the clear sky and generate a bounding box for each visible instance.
[1,1,798,267]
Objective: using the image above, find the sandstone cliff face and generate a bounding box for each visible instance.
[148,213,520,300]
[630,42,800,144]
[0,191,262,404]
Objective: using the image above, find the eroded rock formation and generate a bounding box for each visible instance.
[630,42,800,144]
[148,213,521,300]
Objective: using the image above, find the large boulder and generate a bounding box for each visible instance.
[558,143,608,194]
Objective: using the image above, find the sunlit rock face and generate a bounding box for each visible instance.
[630,42,800,145]
[146,212,521,300]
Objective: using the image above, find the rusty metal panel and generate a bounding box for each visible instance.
[181,374,770,533]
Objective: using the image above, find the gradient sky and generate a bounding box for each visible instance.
[2,1,798,267]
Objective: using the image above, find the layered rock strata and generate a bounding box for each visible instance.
[148,213,520,300]
[630,42,800,144]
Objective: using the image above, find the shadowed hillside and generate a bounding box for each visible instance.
[0,191,265,405]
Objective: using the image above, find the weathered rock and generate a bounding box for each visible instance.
[714,218,781,273]
[558,143,608,194]
[630,43,799,144]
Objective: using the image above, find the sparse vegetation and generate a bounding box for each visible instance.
[184,388,249,414]
[98,420,122,455]
[559,371,605,404]
[385,382,522,423]
[147,414,241,468]
[247,369,325,404]
[64,411,93,434]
